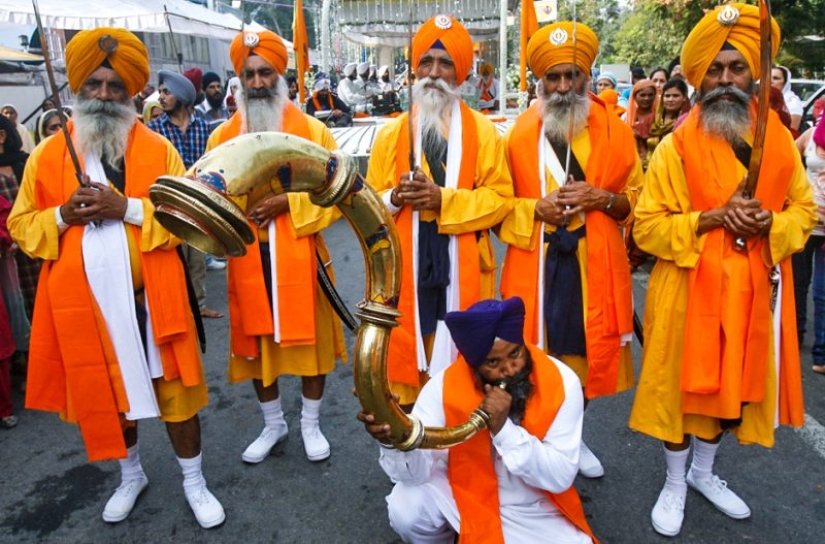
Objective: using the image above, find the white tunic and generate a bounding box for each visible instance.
[379,356,592,543]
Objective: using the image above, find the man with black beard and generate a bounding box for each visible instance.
[628,4,816,537]
[148,70,221,319]
[365,14,512,410]
[8,27,225,528]
[195,71,229,134]
[500,21,643,481]
[206,29,346,464]
[358,297,596,543]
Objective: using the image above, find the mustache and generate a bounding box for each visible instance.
[414,76,455,94]
[247,87,275,99]
[700,85,751,106]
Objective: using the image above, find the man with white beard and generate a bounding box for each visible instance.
[629,4,815,537]
[8,28,225,528]
[499,21,643,480]
[365,14,513,408]
[206,29,346,464]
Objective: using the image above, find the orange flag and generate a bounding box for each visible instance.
[520,0,539,92]
[293,0,310,103]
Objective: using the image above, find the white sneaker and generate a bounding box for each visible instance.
[241,424,288,463]
[206,259,226,271]
[102,475,149,523]
[651,486,686,537]
[578,441,605,478]
[686,470,751,519]
[184,484,226,529]
[301,422,331,461]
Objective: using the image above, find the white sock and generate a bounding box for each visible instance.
[663,445,690,494]
[301,396,322,427]
[260,398,286,430]
[177,453,206,493]
[690,438,720,481]
[118,444,146,483]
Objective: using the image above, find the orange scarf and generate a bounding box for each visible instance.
[28,121,201,461]
[221,103,318,357]
[387,104,481,386]
[675,104,804,423]
[443,345,597,543]
[312,92,334,111]
[478,78,495,102]
[502,98,635,398]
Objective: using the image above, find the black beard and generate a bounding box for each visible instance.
[476,350,534,424]
[206,93,223,109]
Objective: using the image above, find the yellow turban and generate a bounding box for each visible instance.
[229,30,288,77]
[681,3,781,89]
[527,22,599,78]
[412,15,473,85]
[65,28,149,98]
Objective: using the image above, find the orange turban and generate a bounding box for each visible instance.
[681,3,781,89]
[229,30,288,76]
[527,22,599,78]
[65,28,149,98]
[412,15,473,85]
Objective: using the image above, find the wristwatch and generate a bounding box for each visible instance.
[604,192,615,212]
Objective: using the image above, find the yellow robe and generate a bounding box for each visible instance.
[366,109,513,402]
[206,118,347,385]
[498,124,643,392]
[628,131,815,447]
[10,138,207,424]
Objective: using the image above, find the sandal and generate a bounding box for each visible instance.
[200,308,224,319]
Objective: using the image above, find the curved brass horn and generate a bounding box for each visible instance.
[150,132,491,450]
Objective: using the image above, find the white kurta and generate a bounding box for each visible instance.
[379,356,591,544]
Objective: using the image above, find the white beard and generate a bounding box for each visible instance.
[698,85,753,145]
[538,88,591,144]
[235,77,289,133]
[413,77,461,138]
[72,95,135,170]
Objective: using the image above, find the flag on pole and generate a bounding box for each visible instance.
[293,0,310,103]
[520,0,539,92]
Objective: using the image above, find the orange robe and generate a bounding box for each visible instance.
[629,106,816,446]
[9,121,203,461]
[500,98,641,398]
[206,103,346,385]
[365,104,512,400]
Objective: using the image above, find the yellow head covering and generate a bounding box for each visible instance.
[412,15,473,86]
[681,3,780,89]
[230,30,288,76]
[526,22,599,78]
[65,28,150,97]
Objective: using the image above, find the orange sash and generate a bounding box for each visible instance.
[221,103,318,357]
[387,104,481,386]
[501,98,636,398]
[675,104,803,422]
[312,92,334,111]
[478,78,495,102]
[27,121,201,461]
[443,345,597,543]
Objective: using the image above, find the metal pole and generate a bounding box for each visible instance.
[498,0,507,116]
[321,0,331,74]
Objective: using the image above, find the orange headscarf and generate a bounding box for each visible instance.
[526,22,599,77]
[412,15,473,85]
[625,79,658,129]
[681,3,781,89]
[65,28,149,97]
[230,30,288,76]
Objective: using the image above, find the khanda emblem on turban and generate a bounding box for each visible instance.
[243,32,260,48]
[717,5,741,26]
[98,35,118,53]
[549,28,569,46]
[434,14,452,30]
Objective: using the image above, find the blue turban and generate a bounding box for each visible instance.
[445,298,526,368]
[158,70,197,107]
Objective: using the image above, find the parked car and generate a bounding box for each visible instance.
[791,78,825,131]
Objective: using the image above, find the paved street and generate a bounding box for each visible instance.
[1,219,823,543]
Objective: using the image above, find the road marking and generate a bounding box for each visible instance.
[633,268,825,460]
[795,414,825,460]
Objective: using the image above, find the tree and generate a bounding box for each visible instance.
[240,0,318,47]
[556,0,627,64]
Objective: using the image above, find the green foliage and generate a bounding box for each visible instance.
[241,1,318,47]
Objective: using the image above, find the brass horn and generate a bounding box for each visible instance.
[149,132,491,450]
